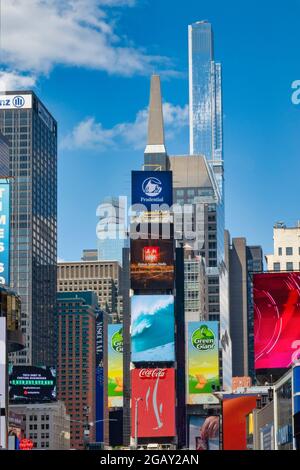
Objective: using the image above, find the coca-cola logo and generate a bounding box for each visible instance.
[139,368,167,379]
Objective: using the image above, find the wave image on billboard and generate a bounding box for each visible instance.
[131,368,176,438]
[108,324,123,408]
[254,272,300,370]
[130,238,174,290]
[131,295,175,363]
[187,322,220,404]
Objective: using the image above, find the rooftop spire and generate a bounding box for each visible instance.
[144,74,166,155]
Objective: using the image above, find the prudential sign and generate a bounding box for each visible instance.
[0,182,10,286]
[132,171,173,211]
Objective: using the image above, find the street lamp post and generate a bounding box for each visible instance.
[134,398,143,450]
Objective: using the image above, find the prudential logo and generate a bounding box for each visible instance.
[12,96,25,108]
[142,177,162,197]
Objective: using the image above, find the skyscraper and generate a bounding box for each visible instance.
[188,21,223,193]
[0,91,57,366]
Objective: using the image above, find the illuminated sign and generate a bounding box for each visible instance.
[19,438,34,450]
[132,171,173,211]
[0,94,32,110]
[131,368,176,438]
[108,324,123,408]
[9,366,56,403]
[0,182,10,286]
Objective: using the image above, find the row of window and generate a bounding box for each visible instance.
[273,262,300,271]
[278,247,300,256]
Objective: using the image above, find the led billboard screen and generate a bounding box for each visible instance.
[9,366,56,403]
[130,238,174,290]
[189,415,220,450]
[131,295,175,363]
[131,171,173,211]
[131,368,176,438]
[0,181,10,286]
[254,272,300,370]
[223,395,258,450]
[108,324,123,408]
[187,322,220,404]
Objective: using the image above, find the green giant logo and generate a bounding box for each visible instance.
[191,324,215,351]
[111,327,123,354]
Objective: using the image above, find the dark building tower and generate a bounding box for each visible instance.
[0,92,57,366]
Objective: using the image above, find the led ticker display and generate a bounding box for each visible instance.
[130,238,174,290]
[131,295,175,363]
[254,272,300,370]
[9,366,56,403]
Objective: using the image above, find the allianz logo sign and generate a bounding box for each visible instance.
[142,177,162,197]
[0,95,25,108]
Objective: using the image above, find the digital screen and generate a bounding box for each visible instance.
[254,272,300,370]
[131,171,173,211]
[9,366,56,403]
[131,295,175,363]
[131,368,176,438]
[187,322,220,403]
[108,324,123,408]
[189,415,220,450]
[130,238,174,290]
[0,182,10,286]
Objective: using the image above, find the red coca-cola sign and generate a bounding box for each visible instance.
[20,438,34,450]
[139,368,167,379]
[131,368,175,438]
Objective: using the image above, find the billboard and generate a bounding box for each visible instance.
[130,238,174,290]
[0,182,10,286]
[0,318,6,448]
[223,394,258,450]
[131,171,173,211]
[189,415,220,450]
[96,311,104,442]
[0,94,32,110]
[131,295,175,363]
[254,272,300,370]
[187,322,220,404]
[108,324,123,408]
[131,368,176,438]
[8,366,56,403]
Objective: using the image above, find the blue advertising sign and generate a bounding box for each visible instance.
[0,182,10,286]
[96,311,104,443]
[131,171,173,211]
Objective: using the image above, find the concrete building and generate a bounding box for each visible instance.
[227,236,263,377]
[10,401,70,449]
[0,91,57,366]
[56,291,97,449]
[266,222,300,272]
[57,260,121,320]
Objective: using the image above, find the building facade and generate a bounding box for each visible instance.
[0,91,57,366]
[56,291,97,449]
[266,222,300,272]
[57,260,121,320]
[10,401,70,449]
[227,235,263,378]
[0,132,10,178]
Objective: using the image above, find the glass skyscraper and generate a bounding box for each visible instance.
[188,21,223,194]
[0,91,57,366]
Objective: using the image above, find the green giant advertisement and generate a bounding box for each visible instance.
[108,324,123,408]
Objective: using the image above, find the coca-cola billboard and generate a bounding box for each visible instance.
[131,368,176,438]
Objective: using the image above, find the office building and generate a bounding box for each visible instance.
[188,21,223,193]
[81,249,98,262]
[56,291,97,449]
[0,91,57,366]
[227,235,263,377]
[10,401,70,449]
[96,196,126,265]
[57,260,121,320]
[266,222,300,272]
[0,132,10,177]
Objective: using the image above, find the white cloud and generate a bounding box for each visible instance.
[60,102,189,151]
[0,71,37,92]
[1,0,171,80]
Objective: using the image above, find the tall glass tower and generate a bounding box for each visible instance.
[0,91,57,366]
[188,21,223,194]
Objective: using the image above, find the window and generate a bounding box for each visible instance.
[273,262,280,271]
[286,247,293,256]
[278,247,282,255]
[286,262,293,271]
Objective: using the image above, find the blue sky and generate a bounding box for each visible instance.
[1,0,300,261]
